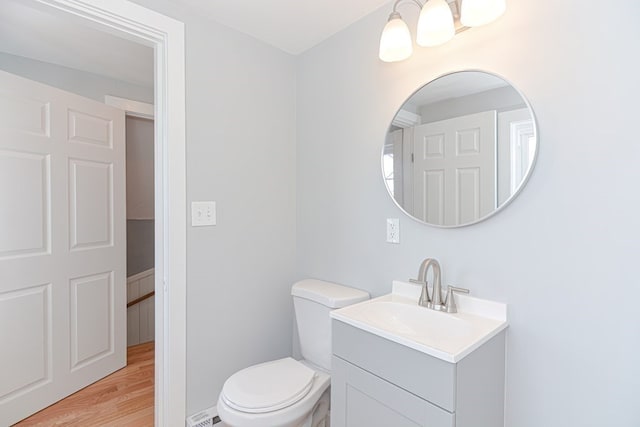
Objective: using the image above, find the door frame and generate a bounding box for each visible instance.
[33,0,187,425]
[105,95,155,119]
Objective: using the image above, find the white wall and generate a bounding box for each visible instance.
[0,52,153,103]
[296,1,640,426]
[127,0,297,416]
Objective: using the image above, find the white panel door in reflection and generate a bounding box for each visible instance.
[412,111,496,226]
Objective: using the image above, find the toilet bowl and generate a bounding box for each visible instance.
[217,358,330,427]
[217,280,369,427]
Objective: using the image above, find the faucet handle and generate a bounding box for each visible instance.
[409,279,430,306]
[443,286,470,313]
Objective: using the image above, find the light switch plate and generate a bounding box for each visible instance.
[191,201,216,226]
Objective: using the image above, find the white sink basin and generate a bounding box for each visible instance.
[348,300,473,341]
[330,281,508,363]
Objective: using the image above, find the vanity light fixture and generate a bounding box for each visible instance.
[379,0,506,62]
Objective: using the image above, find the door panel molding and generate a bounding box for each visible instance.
[0,283,52,403]
[0,150,50,259]
[69,271,114,371]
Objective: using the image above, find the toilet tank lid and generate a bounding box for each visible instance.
[292,279,369,308]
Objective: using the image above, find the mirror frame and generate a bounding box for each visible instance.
[381,70,539,228]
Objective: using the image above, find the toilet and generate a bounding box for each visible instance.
[217,279,369,427]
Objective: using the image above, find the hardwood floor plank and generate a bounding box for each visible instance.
[13,343,154,427]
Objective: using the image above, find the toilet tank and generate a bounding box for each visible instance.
[292,280,369,372]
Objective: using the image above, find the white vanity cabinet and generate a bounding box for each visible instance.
[330,320,506,427]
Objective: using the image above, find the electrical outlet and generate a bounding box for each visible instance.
[386,218,400,243]
[191,201,216,226]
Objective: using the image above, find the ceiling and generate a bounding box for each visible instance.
[0,0,391,88]
[174,0,391,55]
[405,72,509,109]
[0,0,154,88]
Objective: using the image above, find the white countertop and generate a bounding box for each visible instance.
[330,281,508,363]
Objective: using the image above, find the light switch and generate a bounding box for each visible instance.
[191,201,216,226]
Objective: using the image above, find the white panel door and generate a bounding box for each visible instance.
[0,70,126,425]
[413,111,496,226]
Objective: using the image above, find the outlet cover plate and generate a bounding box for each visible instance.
[386,218,400,243]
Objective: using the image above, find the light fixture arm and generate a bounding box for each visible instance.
[391,0,424,14]
[391,0,462,20]
[448,0,462,20]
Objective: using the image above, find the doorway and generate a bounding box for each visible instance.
[0,0,186,425]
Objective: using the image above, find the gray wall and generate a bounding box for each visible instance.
[296,1,640,427]
[126,116,155,277]
[126,116,155,220]
[10,0,639,423]
[0,52,153,103]
[127,219,154,276]
[128,0,297,416]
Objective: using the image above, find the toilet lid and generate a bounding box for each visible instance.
[221,358,316,414]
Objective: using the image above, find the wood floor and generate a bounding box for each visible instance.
[14,342,154,427]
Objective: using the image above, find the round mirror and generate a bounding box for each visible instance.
[382,71,538,227]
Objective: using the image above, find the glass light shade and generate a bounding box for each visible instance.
[460,0,506,27]
[416,0,455,47]
[379,13,413,62]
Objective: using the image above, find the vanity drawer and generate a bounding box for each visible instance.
[332,320,455,411]
[332,355,454,427]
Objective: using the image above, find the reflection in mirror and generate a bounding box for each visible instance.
[383,71,537,227]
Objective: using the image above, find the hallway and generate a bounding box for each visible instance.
[14,343,154,426]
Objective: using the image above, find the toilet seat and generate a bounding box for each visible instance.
[220,358,317,414]
[217,358,331,427]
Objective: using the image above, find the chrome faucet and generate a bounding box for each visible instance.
[410,258,470,313]
[410,258,442,309]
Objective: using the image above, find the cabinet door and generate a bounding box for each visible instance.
[332,356,454,427]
